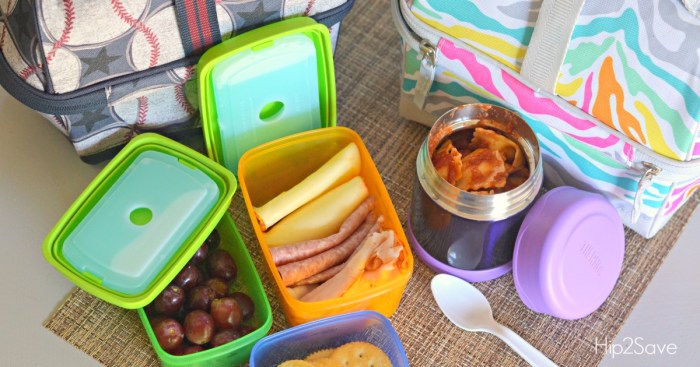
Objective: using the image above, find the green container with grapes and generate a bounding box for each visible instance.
[43,133,272,366]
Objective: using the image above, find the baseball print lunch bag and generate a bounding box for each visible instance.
[394,0,700,238]
[0,0,354,162]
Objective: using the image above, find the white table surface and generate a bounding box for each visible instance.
[1,87,698,367]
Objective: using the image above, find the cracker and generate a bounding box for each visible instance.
[278,360,317,367]
[305,348,334,361]
[330,342,392,367]
[308,357,343,367]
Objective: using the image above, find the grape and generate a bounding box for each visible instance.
[190,243,208,265]
[231,292,254,321]
[205,230,220,248]
[144,303,158,318]
[182,345,204,355]
[149,315,166,327]
[211,297,242,330]
[207,249,237,281]
[153,318,184,352]
[173,305,189,323]
[174,264,202,291]
[210,329,241,348]
[184,310,215,345]
[239,325,256,336]
[153,285,185,316]
[144,229,262,355]
[205,278,229,298]
[188,286,216,311]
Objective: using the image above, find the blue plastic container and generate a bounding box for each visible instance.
[249,311,409,367]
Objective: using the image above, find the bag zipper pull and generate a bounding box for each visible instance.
[632,161,662,223]
[413,39,437,110]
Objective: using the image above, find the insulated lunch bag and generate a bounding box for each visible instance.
[0,0,354,162]
[394,0,700,238]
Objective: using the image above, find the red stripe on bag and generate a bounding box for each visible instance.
[175,0,221,55]
[196,0,213,47]
[184,1,203,52]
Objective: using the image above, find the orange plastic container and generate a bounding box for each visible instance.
[238,127,414,325]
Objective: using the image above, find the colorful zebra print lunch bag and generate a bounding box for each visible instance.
[394,0,700,238]
[0,0,354,162]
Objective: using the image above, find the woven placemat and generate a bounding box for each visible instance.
[44,1,700,366]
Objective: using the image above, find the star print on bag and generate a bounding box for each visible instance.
[81,48,121,79]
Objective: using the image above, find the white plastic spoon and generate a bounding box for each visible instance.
[431,273,558,367]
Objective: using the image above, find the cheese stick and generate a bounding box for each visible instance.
[254,143,361,231]
[270,197,375,266]
[264,176,369,247]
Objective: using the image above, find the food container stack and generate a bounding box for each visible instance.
[43,15,418,367]
[198,17,415,326]
[43,134,272,366]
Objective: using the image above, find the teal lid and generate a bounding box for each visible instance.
[211,34,321,172]
[43,134,237,309]
[198,17,336,174]
[62,150,219,295]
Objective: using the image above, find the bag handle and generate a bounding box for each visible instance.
[519,0,585,94]
[175,0,222,56]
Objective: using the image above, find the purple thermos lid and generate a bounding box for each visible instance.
[513,186,625,320]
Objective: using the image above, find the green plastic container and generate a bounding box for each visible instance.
[43,133,272,366]
[198,17,336,174]
[137,213,273,367]
[43,133,236,309]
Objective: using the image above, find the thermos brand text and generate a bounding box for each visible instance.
[580,241,604,276]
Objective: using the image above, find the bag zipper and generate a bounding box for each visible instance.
[632,162,663,222]
[412,39,437,110]
[392,0,438,109]
[393,0,700,222]
[0,0,356,115]
[0,53,198,115]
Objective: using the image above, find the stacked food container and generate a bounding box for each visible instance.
[42,133,273,366]
[43,17,414,366]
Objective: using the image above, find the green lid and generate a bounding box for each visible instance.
[198,17,336,174]
[43,133,236,309]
